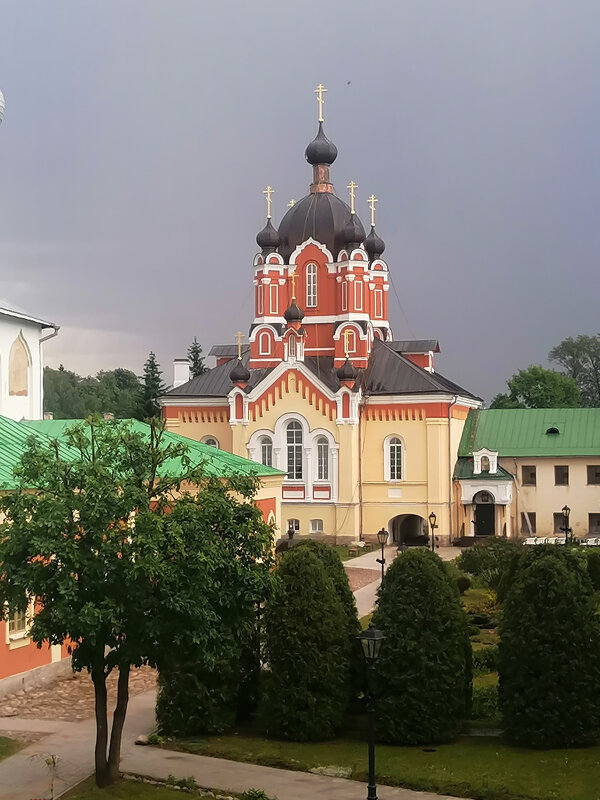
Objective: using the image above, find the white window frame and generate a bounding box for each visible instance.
[354,280,363,311]
[201,436,219,448]
[306,263,317,308]
[269,284,278,314]
[316,436,329,481]
[286,421,303,480]
[5,597,34,645]
[287,335,296,359]
[260,435,273,467]
[287,518,300,534]
[384,434,405,482]
[259,331,271,356]
[374,288,383,318]
[341,280,348,311]
[310,519,324,534]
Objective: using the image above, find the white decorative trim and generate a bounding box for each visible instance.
[248,324,282,343]
[459,480,512,506]
[383,433,405,482]
[159,397,229,408]
[289,237,334,265]
[473,448,499,475]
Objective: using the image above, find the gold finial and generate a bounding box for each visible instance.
[368,194,378,227]
[235,331,243,360]
[263,185,274,219]
[343,329,352,359]
[347,180,358,215]
[314,83,327,123]
[287,199,296,208]
[288,270,297,301]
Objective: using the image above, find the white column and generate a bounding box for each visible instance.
[331,447,339,501]
[304,446,313,500]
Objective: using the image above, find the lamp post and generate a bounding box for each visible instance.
[357,622,385,800]
[561,504,571,546]
[428,512,438,552]
[376,528,388,581]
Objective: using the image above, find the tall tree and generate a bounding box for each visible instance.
[0,418,272,786]
[490,365,580,409]
[142,352,165,418]
[44,367,144,419]
[187,337,207,378]
[549,334,600,407]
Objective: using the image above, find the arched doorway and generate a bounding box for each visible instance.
[473,490,495,536]
[390,514,427,545]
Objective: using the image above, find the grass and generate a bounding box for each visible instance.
[0,736,19,762]
[359,612,373,629]
[473,671,498,688]
[471,629,499,647]
[169,730,600,800]
[335,544,374,561]
[64,777,186,799]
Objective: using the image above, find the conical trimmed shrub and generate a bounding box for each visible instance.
[372,548,471,744]
[499,550,600,747]
[258,546,351,741]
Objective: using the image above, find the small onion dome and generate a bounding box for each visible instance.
[283,300,305,322]
[337,357,357,382]
[230,359,250,383]
[256,218,280,252]
[364,225,385,259]
[305,122,338,166]
[343,212,366,249]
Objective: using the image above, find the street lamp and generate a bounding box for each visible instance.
[357,622,385,800]
[428,512,438,552]
[376,528,388,581]
[561,504,571,546]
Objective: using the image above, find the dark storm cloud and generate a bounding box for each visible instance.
[1,0,599,399]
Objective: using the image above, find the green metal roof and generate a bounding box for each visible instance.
[453,457,513,481]
[458,408,600,458]
[19,418,283,480]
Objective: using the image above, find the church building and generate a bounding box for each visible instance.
[161,87,481,545]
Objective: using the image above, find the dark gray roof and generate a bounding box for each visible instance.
[163,352,272,398]
[303,357,342,393]
[208,344,250,358]
[389,339,440,354]
[359,340,479,399]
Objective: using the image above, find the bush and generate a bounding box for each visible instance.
[372,548,472,744]
[258,547,351,741]
[457,539,521,591]
[499,550,600,747]
[443,561,471,595]
[471,685,499,720]
[456,573,471,594]
[472,646,498,674]
[587,550,600,591]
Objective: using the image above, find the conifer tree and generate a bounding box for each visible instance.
[142,351,165,418]
[187,337,207,378]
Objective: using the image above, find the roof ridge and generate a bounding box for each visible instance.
[375,339,451,392]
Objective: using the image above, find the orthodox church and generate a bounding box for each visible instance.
[161,87,481,544]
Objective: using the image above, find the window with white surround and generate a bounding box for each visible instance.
[269,284,278,314]
[310,519,324,533]
[288,335,296,359]
[316,436,329,481]
[201,436,219,448]
[384,434,404,481]
[8,607,26,635]
[259,331,271,355]
[260,436,273,467]
[306,263,317,307]
[374,288,383,318]
[354,280,363,311]
[341,281,348,311]
[286,421,303,480]
[287,518,300,534]
[257,286,264,315]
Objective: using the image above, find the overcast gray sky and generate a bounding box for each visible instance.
[1,1,599,402]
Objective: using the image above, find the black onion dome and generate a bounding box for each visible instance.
[283,300,305,322]
[256,218,280,252]
[343,213,366,248]
[305,122,338,166]
[364,225,385,259]
[230,359,250,383]
[278,192,366,261]
[337,357,357,381]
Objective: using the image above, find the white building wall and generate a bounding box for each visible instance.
[0,315,45,421]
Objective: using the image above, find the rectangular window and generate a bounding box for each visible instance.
[8,608,27,635]
[589,514,600,535]
[288,518,300,533]
[587,465,600,485]
[341,281,348,311]
[354,280,363,311]
[554,465,569,486]
[310,519,323,533]
[374,289,383,318]
[520,512,536,534]
[269,284,278,314]
[257,286,264,315]
[522,465,536,486]
[554,512,567,534]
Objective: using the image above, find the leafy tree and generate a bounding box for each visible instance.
[44,367,144,419]
[96,369,144,419]
[499,549,600,747]
[371,548,471,744]
[142,351,165,418]
[490,365,580,409]
[258,547,351,741]
[0,418,273,786]
[549,333,600,407]
[187,337,207,378]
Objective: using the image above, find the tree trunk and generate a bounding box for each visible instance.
[91,663,109,787]
[107,664,131,783]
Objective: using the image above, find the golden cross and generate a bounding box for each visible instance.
[287,199,295,208]
[235,331,243,359]
[288,271,297,300]
[314,83,327,123]
[347,180,358,215]
[263,185,274,219]
[368,194,378,227]
[343,329,352,359]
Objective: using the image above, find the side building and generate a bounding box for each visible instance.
[454,408,600,540]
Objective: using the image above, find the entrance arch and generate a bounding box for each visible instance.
[473,490,495,536]
[389,514,427,545]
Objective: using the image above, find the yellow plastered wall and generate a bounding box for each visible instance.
[164,408,233,452]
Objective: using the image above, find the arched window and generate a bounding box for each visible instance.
[316,436,329,481]
[260,435,273,467]
[202,436,219,448]
[286,421,303,479]
[306,263,317,308]
[287,518,300,534]
[481,455,490,472]
[384,435,404,481]
[259,331,271,355]
[9,333,29,397]
[288,334,296,359]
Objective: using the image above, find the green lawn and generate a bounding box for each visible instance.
[473,671,498,688]
[168,730,600,800]
[0,736,19,762]
[335,544,374,561]
[65,777,224,799]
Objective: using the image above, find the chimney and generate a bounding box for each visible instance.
[173,358,191,388]
[43,412,54,420]
[103,412,115,420]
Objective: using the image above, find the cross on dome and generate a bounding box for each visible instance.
[368,194,378,227]
[235,331,244,359]
[347,181,358,215]
[314,84,327,123]
[263,186,274,219]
